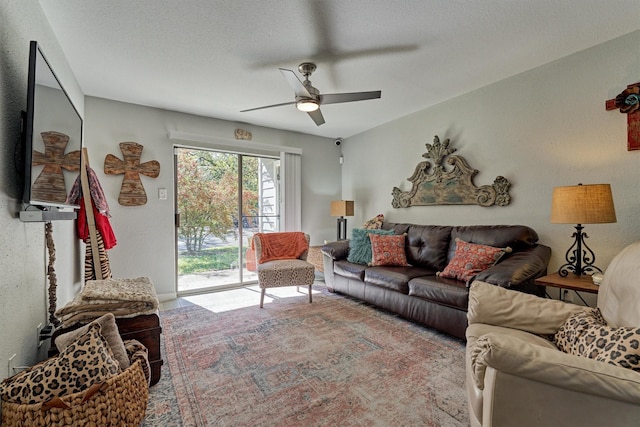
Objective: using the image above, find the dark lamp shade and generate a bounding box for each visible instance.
[330,200,354,217]
[550,184,616,224]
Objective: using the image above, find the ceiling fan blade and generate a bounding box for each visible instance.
[308,109,325,126]
[279,68,312,97]
[240,101,296,113]
[319,91,381,105]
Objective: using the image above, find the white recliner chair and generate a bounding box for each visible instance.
[466,241,640,427]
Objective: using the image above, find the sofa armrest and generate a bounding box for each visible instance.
[320,240,350,291]
[471,332,640,405]
[468,281,587,335]
[474,244,551,288]
[321,240,350,260]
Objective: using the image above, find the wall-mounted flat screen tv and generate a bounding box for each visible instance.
[22,40,83,210]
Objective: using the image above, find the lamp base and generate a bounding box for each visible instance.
[336,217,347,240]
[558,224,602,277]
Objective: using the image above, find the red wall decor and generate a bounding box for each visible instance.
[606,82,640,151]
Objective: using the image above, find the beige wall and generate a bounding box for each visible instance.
[342,31,640,285]
[83,97,341,300]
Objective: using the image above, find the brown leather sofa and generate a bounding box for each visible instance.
[321,223,551,339]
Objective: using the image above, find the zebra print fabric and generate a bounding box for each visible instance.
[85,231,112,281]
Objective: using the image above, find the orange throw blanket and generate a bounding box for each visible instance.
[253,232,308,264]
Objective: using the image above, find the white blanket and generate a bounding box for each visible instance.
[55,277,159,327]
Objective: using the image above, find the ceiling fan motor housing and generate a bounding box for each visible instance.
[298,62,317,77]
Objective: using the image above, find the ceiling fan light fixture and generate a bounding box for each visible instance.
[296,99,319,112]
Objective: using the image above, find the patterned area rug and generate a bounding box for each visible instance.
[143,287,468,426]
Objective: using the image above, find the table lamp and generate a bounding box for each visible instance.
[331,200,354,240]
[550,183,616,277]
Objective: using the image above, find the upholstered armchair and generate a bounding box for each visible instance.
[253,232,315,308]
[466,241,640,427]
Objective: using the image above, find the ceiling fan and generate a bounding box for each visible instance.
[241,62,381,126]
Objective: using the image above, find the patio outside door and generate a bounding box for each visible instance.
[175,147,280,295]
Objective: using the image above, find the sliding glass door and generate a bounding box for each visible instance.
[175,147,280,294]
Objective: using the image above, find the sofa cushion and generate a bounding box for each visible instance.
[347,228,395,265]
[0,323,121,404]
[370,233,409,266]
[404,225,453,270]
[554,308,606,354]
[55,312,129,369]
[474,245,551,289]
[409,276,470,309]
[438,238,511,284]
[449,225,538,260]
[362,214,384,229]
[554,308,640,373]
[334,259,368,281]
[381,222,411,235]
[365,266,434,294]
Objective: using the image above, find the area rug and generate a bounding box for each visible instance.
[144,288,468,426]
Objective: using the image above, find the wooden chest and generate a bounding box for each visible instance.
[51,313,163,386]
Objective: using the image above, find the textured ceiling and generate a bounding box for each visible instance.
[40,0,640,139]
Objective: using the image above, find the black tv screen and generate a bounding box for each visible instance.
[23,40,83,209]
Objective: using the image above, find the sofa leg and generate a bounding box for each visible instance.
[260,288,265,308]
[308,284,312,303]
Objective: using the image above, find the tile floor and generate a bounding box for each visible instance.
[159,280,325,313]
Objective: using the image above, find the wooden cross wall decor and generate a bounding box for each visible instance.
[606,82,640,151]
[31,131,81,204]
[104,142,160,206]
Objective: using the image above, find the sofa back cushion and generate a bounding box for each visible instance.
[381,222,410,235]
[384,223,452,270]
[449,225,538,261]
[381,223,539,271]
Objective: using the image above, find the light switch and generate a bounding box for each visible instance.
[158,188,167,200]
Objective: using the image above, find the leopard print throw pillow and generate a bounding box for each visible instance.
[554,308,640,373]
[0,323,121,404]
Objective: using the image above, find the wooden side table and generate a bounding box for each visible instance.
[535,272,599,306]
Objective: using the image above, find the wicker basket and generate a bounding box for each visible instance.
[1,359,148,426]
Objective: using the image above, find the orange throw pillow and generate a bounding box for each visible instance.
[369,233,409,266]
[438,238,511,284]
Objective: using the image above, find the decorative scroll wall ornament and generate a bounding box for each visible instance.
[391,136,511,208]
[235,128,252,140]
[104,142,160,206]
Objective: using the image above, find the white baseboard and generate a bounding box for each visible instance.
[157,292,177,302]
